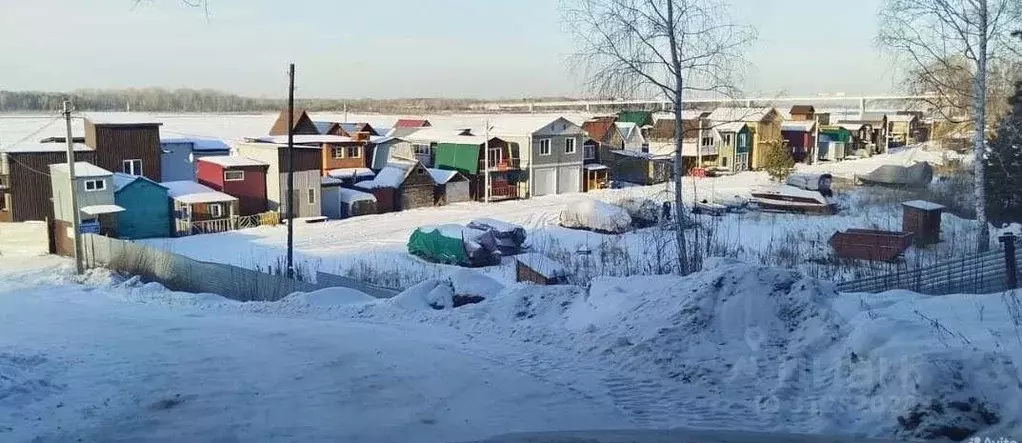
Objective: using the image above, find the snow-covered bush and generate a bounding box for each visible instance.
[558,199,632,234]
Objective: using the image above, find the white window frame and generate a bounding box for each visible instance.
[538,139,551,156]
[333,147,345,159]
[307,188,316,205]
[122,159,142,176]
[209,203,223,218]
[224,170,245,182]
[487,147,503,166]
[84,179,106,192]
[723,133,733,146]
[564,138,576,154]
[738,133,747,146]
[583,144,596,160]
[347,146,361,158]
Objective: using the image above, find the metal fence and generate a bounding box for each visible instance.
[81,234,397,302]
[837,235,1021,295]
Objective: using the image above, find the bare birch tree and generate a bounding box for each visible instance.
[878,0,1022,252]
[562,0,755,275]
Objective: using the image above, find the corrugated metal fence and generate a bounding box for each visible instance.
[81,234,397,301]
[837,236,1021,295]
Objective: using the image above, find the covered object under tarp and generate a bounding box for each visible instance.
[858,162,934,188]
[408,224,500,267]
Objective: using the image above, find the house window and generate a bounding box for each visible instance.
[209,203,223,218]
[583,145,596,160]
[307,188,316,205]
[722,133,733,146]
[565,138,577,154]
[721,157,728,167]
[735,153,749,171]
[487,148,503,167]
[84,179,106,192]
[347,146,361,158]
[413,144,431,155]
[701,136,714,147]
[333,147,345,159]
[122,159,142,176]
[224,170,245,181]
[738,133,747,146]
[539,139,551,156]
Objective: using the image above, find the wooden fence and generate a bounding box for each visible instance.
[837,234,1021,295]
[188,212,279,236]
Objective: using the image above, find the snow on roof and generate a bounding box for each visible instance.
[79,204,125,215]
[489,116,582,136]
[707,107,775,123]
[2,142,93,154]
[902,200,945,211]
[713,121,746,132]
[247,134,356,144]
[426,168,461,184]
[160,137,230,152]
[327,167,375,179]
[339,188,376,203]
[888,114,918,122]
[112,172,165,192]
[584,163,610,171]
[84,116,162,126]
[312,121,338,134]
[516,253,568,279]
[402,128,481,144]
[615,121,640,140]
[163,181,238,204]
[197,155,267,168]
[50,162,112,178]
[781,121,816,132]
[835,122,866,131]
[321,176,344,186]
[357,162,417,189]
[654,110,708,121]
[394,119,431,128]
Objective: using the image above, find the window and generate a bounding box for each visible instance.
[413,144,431,155]
[333,147,345,159]
[701,136,714,147]
[122,159,142,176]
[224,170,245,181]
[721,157,728,167]
[539,139,551,156]
[0,192,9,212]
[735,153,749,171]
[347,146,361,158]
[565,138,576,154]
[738,133,747,146]
[583,145,596,160]
[84,179,106,192]
[209,204,223,218]
[307,188,316,205]
[722,133,733,146]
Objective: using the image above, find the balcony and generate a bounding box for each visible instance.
[480,158,520,172]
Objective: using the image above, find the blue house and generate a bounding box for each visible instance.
[112,173,171,239]
[160,137,231,182]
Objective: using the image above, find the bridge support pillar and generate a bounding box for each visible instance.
[529,103,534,113]
[859,98,866,118]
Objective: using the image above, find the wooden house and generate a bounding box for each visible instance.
[838,113,889,154]
[428,168,471,205]
[516,253,568,285]
[603,150,671,185]
[163,181,240,237]
[582,117,624,155]
[0,141,96,223]
[615,122,647,151]
[707,107,782,170]
[234,142,322,218]
[781,121,817,163]
[321,180,377,219]
[491,117,584,197]
[49,162,124,255]
[835,122,870,155]
[112,173,171,240]
[355,161,435,211]
[398,128,476,167]
[788,105,816,121]
[196,156,270,216]
[338,122,380,137]
[269,109,320,136]
[713,122,751,173]
[648,110,710,142]
[583,163,610,192]
[888,113,924,145]
[84,119,164,181]
[313,121,344,136]
[159,137,231,182]
[394,119,432,129]
[432,136,523,202]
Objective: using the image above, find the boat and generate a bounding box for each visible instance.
[857,161,934,188]
[750,173,837,214]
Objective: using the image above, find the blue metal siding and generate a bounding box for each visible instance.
[161,142,195,182]
[114,180,171,239]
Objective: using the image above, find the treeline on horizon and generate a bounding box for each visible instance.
[0,88,575,113]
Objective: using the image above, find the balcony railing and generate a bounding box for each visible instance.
[480,158,521,172]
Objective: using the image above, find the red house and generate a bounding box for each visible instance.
[781,121,817,163]
[196,156,269,216]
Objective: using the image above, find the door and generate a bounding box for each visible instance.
[534,168,556,196]
[557,166,580,194]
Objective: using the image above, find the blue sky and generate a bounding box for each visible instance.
[0,0,896,99]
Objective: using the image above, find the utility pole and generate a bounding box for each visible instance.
[484,119,490,203]
[63,101,83,275]
[286,63,296,279]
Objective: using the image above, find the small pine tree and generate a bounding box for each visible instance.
[985,79,1022,227]
[761,139,796,182]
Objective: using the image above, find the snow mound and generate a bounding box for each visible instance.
[559,199,632,234]
[450,269,504,299]
[389,279,456,310]
[282,287,376,308]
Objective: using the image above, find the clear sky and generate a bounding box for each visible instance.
[0,0,898,99]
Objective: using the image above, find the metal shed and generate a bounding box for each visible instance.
[902,200,945,246]
[428,168,471,205]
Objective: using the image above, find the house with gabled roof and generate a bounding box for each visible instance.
[355,160,436,212]
[394,119,432,129]
[269,109,319,136]
[49,162,124,254]
[112,173,171,240]
[781,120,817,163]
[707,107,782,170]
[491,116,585,197]
[788,105,816,121]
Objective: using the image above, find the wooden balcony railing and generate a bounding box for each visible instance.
[480,158,521,172]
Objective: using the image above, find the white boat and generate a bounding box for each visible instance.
[750,173,837,214]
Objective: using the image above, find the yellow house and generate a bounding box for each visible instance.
[707,107,782,169]
[887,113,924,144]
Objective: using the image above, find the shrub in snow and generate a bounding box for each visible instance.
[761,139,796,182]
[616,197,660,228]
[558,199,632,234]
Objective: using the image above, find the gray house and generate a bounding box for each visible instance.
[234,142,322,218]
[493,117,584,197]
[160,137,231,182]
[48,162,124,256]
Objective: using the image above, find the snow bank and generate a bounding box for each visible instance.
[450,269,504,298]
[282,287,376,308]
[559,199,632,234]
[389,279,456,310]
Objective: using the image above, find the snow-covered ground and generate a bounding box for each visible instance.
[3,254,1019,442]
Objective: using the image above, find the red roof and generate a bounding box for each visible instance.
[583,119,617,144]
[394,119,432,128]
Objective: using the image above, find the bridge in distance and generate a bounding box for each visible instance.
[481,95,940,114]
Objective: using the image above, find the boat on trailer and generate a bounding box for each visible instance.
[750,173,837,214]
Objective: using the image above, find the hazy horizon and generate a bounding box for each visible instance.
[0,0,899,100]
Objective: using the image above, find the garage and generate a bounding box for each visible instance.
[557,165,581,194]
[533,168,556,196]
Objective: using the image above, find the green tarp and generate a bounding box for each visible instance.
[434,143,480,175]
[408,227,470,266]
